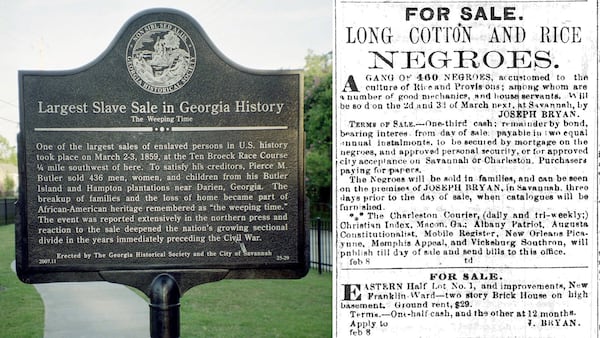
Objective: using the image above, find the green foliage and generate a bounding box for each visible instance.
[2,175,16,197]
[304,51,332,208]
[0,135,17,165]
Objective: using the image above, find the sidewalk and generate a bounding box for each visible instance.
[36,282,149,338]
[12,262,148,338]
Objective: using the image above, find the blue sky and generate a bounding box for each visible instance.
[0,0,332,145]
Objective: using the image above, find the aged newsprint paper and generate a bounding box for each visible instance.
[333,0,599,337]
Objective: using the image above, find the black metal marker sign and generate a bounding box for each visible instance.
[17,9,307,287]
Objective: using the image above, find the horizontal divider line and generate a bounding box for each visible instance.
[342,266,589,270]
[33,126,288,132]
[173,126,288,131]
[34,127,151,132]
[340,0,586,3]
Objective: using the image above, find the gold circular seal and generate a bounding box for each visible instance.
[126,21,196,94]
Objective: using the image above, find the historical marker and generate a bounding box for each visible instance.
[17,9,307,288]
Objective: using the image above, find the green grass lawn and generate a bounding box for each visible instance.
[181,271,332,337]
[0,224,332,337]
[0,224,44,337]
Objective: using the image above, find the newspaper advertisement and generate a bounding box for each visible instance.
[334,0,598,337]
